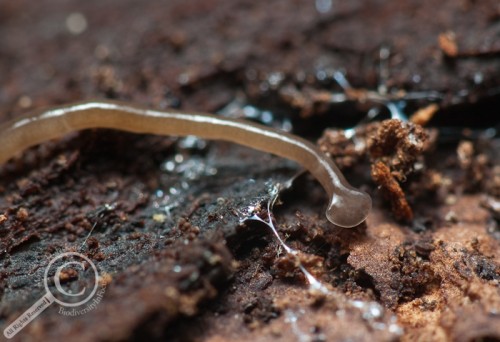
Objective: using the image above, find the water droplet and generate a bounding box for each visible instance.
[243,105,258,118]
[473,72,483,85]
[316,69,327,81]
[177,73,190,85]
[268,72,284,87]
[164,161,175,171]
[66,12,88,35]
[174,154,184,163]
[315,0,332,13]
[261,111,273,124]
[178,135,207,150]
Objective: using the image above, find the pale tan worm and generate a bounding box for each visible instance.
[0,100,371,227]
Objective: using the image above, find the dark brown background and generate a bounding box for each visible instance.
[0,1,499,341]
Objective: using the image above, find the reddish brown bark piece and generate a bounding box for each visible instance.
[371,161,414,222]
[368,120,431,182]
[369,119,436,221]
[320,119,435,221]
[438,31,459,58]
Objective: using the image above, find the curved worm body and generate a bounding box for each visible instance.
[0,100,371,227]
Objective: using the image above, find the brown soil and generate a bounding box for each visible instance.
[0,1,499,341]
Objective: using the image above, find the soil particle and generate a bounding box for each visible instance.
[320,119,437,221]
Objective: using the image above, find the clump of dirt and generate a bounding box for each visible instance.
[319,119,437,221]
[457,139,496,193]
[386,241,439,306]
